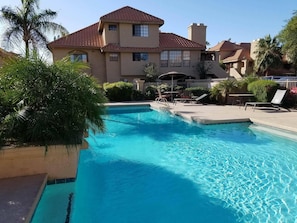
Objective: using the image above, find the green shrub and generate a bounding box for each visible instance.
[0,56,107,147]
[210,79,238,104]
[247,80,279,102]
[132,90,145,101]
[237,75,259,92]
[103,81,133,102]
[144,84,169,100]
[185,87,209,97]
[144,86,156,100]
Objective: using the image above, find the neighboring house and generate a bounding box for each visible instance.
[48,6,228,84]
[209,41,253,79]
[0,48,18,67]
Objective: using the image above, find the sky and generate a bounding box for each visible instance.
[0,0,296,52]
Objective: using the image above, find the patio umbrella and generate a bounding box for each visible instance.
[158,71,195,100]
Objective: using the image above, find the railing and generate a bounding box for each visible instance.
[275,80,297,89]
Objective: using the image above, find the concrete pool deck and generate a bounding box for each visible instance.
[1,102,297,222]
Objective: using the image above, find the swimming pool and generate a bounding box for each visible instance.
[32,106,297,223]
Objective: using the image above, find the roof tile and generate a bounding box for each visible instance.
[100,6,164,25]
[160,33,204,50]
[48,23,102,49]
[209,41,241,51]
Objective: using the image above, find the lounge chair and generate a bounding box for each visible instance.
[244,89,289,111]
[173,93,208,105]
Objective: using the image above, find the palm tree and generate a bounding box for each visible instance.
[254,35,282,76]
[0,55,107,147]
[0,0,68,57]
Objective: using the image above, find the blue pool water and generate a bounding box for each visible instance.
[32,106,297,223]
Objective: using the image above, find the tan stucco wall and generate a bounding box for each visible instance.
[119,24,160,47]
[219,51,232,61]
[188,23,207,47]
[0,145,81,181]
[50,48,107,83]
[102,23,120,45]
[105,53,121,82]
[120,52,160,77]
[250,40,258,60]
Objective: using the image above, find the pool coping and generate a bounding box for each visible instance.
[0,174,47,223]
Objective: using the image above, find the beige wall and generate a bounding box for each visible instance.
[188,23,207,47]
[50,48,107,83]
[0,144,84,181]
[119,24,160,47]
[105,53,121,82]
[119,52,160,77]
[218,51,232,61]
[102,23,120,45]
[250,40,259,60]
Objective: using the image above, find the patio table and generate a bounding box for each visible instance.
[229,93,254,107]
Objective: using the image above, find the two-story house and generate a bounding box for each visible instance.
[209,41,253,79]
[48,6,228,83]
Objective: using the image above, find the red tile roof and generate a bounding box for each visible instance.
[101,43,160,53]
[101,33,204,52]
[47,23,102,49]
[48,7,204,52]
[99,6,164,31]
[223,49,244,63]
[160,33,205,50]
[209,41,251,62]
[209,41,241,51]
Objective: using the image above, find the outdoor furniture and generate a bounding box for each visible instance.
[229,93,254,106]
[174,93,208,105]
[244,89,289,111]
[155,88,168,104]
[158,71,195,101]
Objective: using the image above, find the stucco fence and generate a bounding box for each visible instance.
[0,140,88,181]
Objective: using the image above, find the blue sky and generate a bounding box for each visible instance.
[1,0,296,49]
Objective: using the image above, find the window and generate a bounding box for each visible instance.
[183,51,190,67]
[108,24,117,31]
[133,53,148,61]
[160,51,168,67]
[109,53,119,61]
[169,51,182,67]
[70,53,87,63]
[133,25,148,37]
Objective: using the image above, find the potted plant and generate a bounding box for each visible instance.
[0,55,107,180]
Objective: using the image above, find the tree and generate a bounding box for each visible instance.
[0,55,107,147]
[0,0,68,57]
[196,61,212,79]
[254,35,282,76]
[143,62,159,82]
[278,11,297,74]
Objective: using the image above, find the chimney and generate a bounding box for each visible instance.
[188,23,207,47]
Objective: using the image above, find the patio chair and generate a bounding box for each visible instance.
[155,88,168,104]
[244,89,289,111]
[173,93,208,105]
